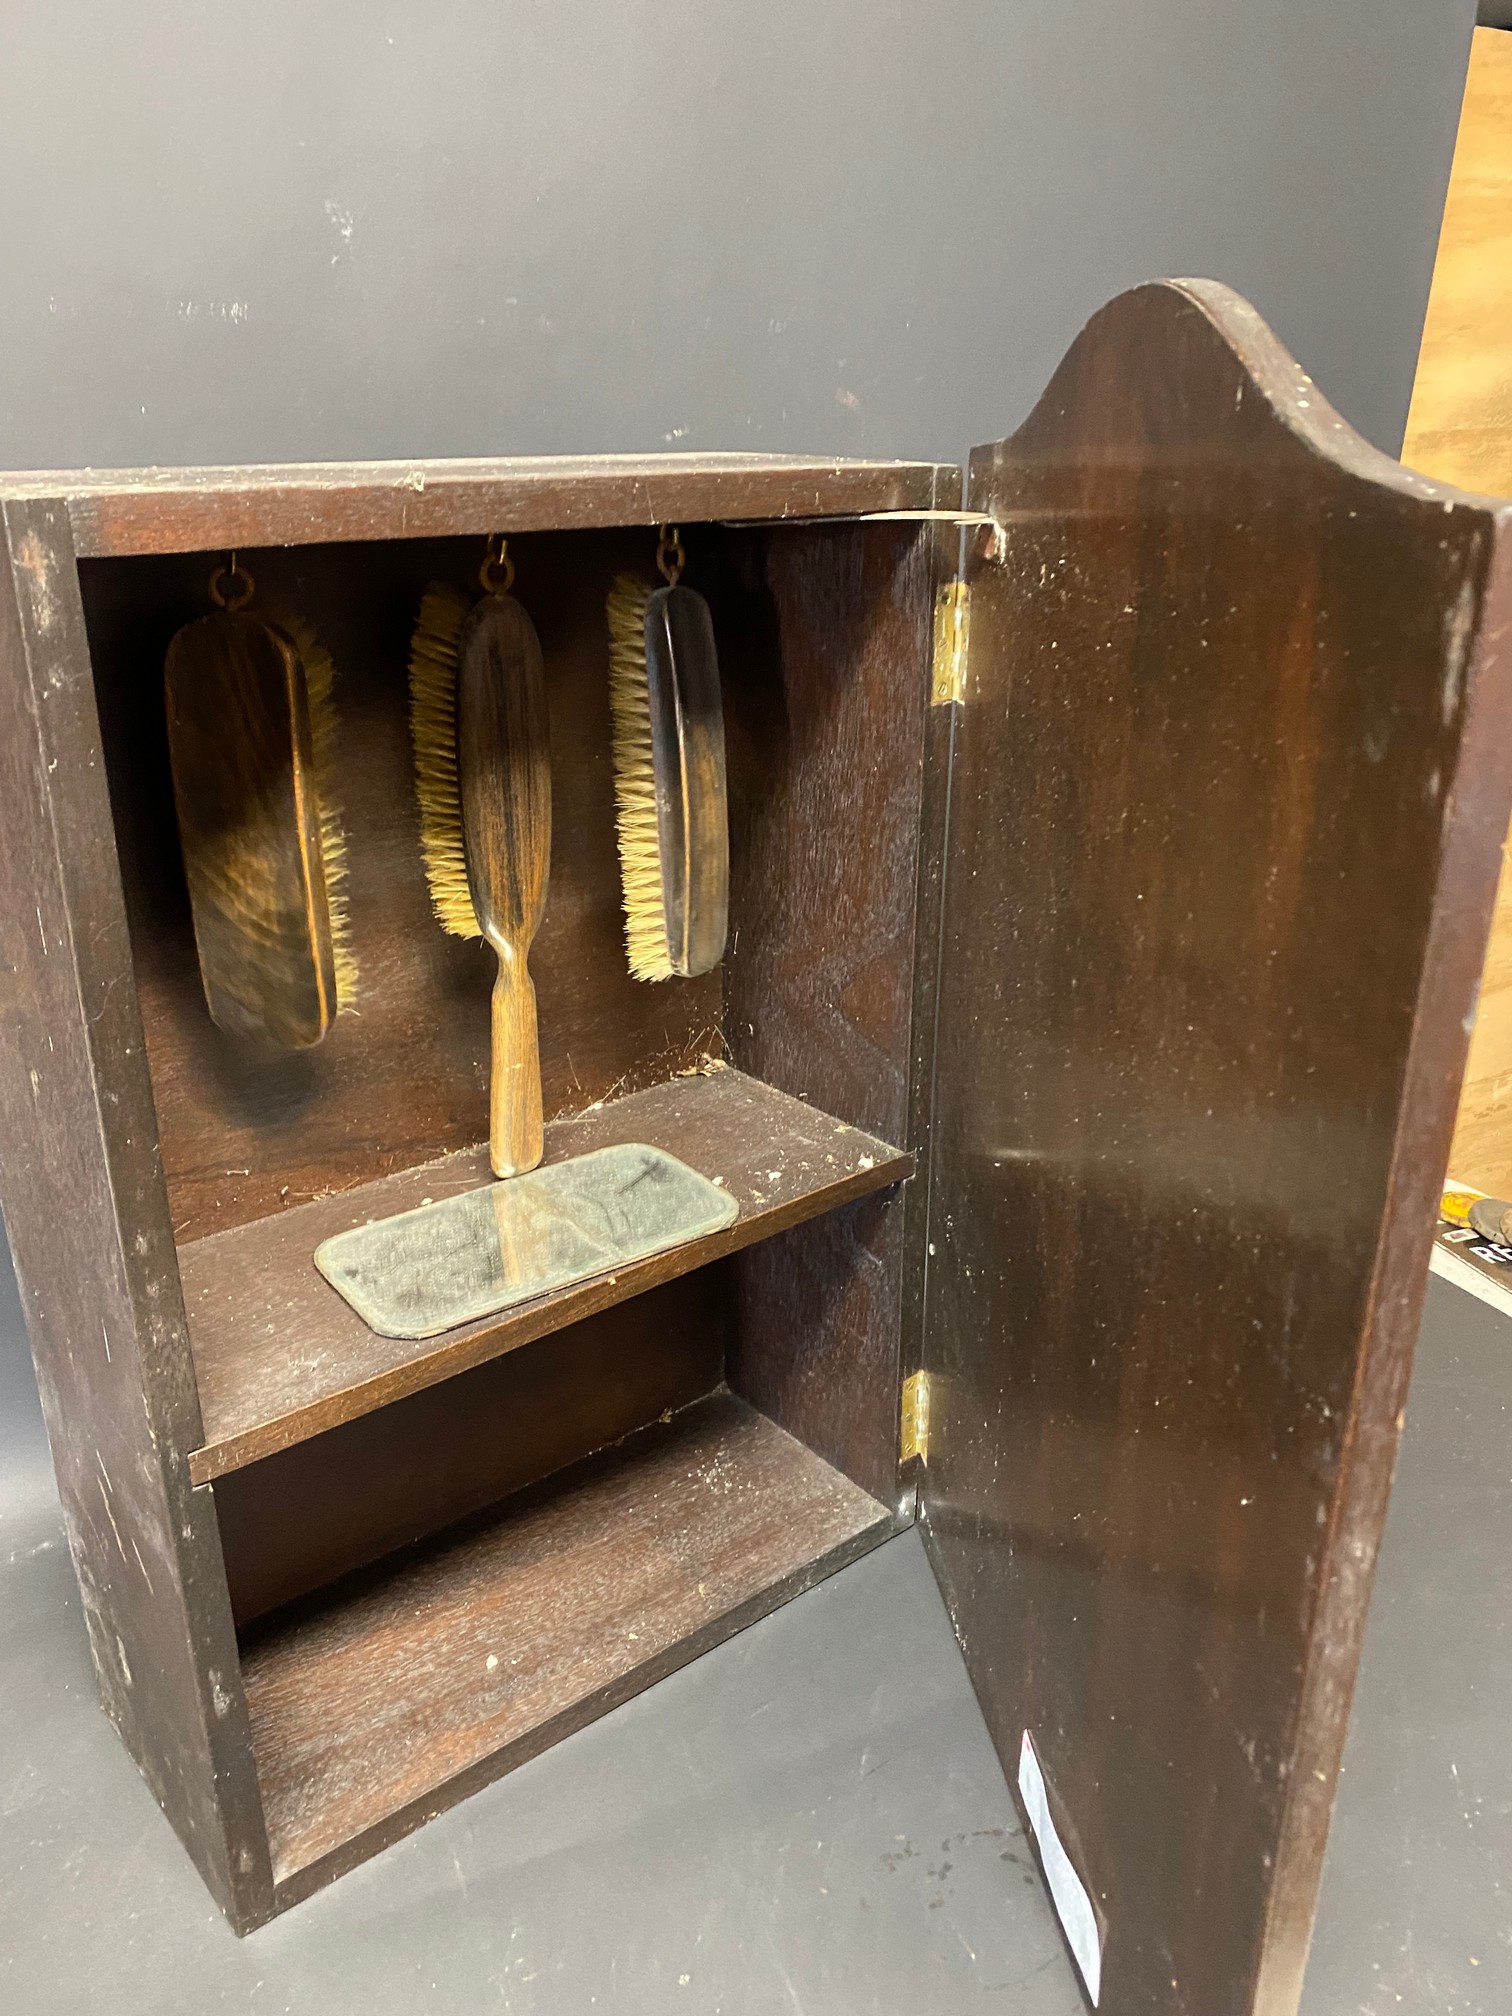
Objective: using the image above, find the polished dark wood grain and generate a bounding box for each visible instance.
[13,358,1496,1958]
[455,592,551,1176]
[645,583,729,975]
[0,500,273,1928]
[921,279,1512,2016]
[164,611,338,1049]
[719,511,947,1506]
[240,1390,897,1888]
[215,1267,730,1625]
[182,1068,910,1482]
[0,453,952,558]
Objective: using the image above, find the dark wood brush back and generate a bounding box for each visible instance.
[163,610,338,1049]
[645,582,730,977]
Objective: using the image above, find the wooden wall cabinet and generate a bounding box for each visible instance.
[2,281,1508,2016]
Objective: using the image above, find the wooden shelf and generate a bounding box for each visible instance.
[240,1390,898,1891]
[182,1069,911,1483]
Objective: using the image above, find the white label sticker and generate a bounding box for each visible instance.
[1018,1729,1103,2006]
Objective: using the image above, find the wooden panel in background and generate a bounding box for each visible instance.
[241,1391,897,1893]
[1402,28,1512,495]
[1403,26,1512,1193]
[925,280,1512,2016]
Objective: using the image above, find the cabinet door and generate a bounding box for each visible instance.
[921,279,1512,2015]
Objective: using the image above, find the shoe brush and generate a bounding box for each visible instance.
[163,558,356,1048]
[606,526,729,981]
[409,539,551,1178]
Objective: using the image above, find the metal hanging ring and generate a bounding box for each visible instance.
[479,534,515,597]
[208,554,255,612]
[656,524,685,587]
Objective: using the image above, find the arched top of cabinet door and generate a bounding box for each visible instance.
[922,279,1512,2016]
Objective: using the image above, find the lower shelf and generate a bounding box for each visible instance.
[240,1390,899,1890]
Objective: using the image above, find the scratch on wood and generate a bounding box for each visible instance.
[1442,574,1476,726]
[95,1460,129,1565]
[15,529,58,635]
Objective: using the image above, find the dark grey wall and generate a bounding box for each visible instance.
[0,2,1479,1500]
[0,0,1477,478]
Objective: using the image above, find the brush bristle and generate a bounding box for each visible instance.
[607,573,673,981]
[280,610,359,1013]
[408,583,483,940]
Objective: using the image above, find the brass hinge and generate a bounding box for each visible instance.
[930,581,970,707]
[900,1369,932,1465]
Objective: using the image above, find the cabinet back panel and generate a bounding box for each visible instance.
[215,1265,730,1626]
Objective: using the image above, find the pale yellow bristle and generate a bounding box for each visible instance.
[408,583,483,939]
[280,611,359,1013]
[606,573,674,982]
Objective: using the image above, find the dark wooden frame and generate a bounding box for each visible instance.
[2,284,1507,2014]
[0,453,954,1933]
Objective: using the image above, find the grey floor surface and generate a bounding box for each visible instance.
[1301,1273,1512,2016]
[2,1519,1082,2016]
[0,1269,1507,2014]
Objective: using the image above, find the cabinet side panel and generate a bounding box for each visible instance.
[720,519,938,1508]
[923,280,1512,2016]
[0,500,273,1927]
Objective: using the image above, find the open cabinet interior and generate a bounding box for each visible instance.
[74,509,942,1892]
[5,283,1512,2013]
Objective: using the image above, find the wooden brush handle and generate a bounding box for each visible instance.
[489,947,542,1178]
[456,593,551,1180]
